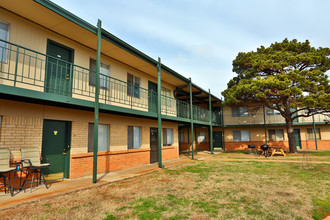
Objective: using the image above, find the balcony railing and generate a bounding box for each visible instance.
[223,113,328,126]
[0,39,220,124]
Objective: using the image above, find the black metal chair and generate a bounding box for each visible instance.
[0,148,16,196]
[21,148,50,192]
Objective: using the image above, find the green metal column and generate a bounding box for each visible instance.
[187,126,190,156]
[263,104,267,145]
[157,57,164,168]
[209,89,213,154]
[312,113,318,150]
[93,19,102,184]
[189,78,194,159]
[221,105,225,151]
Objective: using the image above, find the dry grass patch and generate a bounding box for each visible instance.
[1,158,329,220]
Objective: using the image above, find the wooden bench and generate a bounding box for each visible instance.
[268,146,286,157]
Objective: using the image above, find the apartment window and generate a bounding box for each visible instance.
[179,132,184,143]
[233,130,250,142]
[128,126,141,149]
[89,58,110,89]
[88,123,109,152]
[232,106,248,117]
[197,131,206,142]
[268,129,284,141]
[266,105,281,115]
[307,128,321,140]
[161,87,172,107]
[0,21,9,62]
[163,128,173,146]
[127,73,140,98]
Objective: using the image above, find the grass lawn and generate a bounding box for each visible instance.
[2,154,329,220]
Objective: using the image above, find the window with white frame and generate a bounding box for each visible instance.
[127,73,140,98]
[128,126,141,149]
[163,128,173,146]
[88,123,109,152]
[266,104,281,115]
[233,130,250,142]
[307,128,321,140]
[89,58,110,89]
[179,132,184,143]
[0,21,9,63]
[197,131,206,142]
[232,106,248,117]
[268,129,284,141]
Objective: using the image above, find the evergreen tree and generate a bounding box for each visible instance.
[222,39,330,153]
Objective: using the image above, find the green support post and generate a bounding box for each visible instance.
[189,78,194,160]
[263,104,267,145]
[93,19,102,184]
[221,105,225,151]
[209,89,213,154]
[157,57,164,168]
[187,126,190,156]
[312,113,318,150]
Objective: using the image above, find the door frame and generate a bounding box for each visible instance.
[42,119,72,179]
[45,39,75,96]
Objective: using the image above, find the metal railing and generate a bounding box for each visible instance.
[223,112,328,126]
[0,39,219,124]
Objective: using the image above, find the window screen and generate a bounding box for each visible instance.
[88,123,109,152]
[163,128,173,146]
[128,126,141,149]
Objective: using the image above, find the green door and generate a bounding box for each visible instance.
[148,81,158,113]
[213,131,222,148]
[150,127,158,163]
[45,40,74,96]
[294,129,302,149]
[42,120,71,180]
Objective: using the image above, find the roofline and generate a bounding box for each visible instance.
[34,0,222,102]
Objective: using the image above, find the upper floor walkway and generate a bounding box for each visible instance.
[0,39,221,126]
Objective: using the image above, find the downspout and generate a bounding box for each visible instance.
[157,58,164,168]
[209,89,213,154]
[93,19,101,184]
[189,78,194,160]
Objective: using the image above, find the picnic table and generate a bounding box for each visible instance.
[267,146,286,157]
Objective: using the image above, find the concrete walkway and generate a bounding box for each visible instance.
[0,156,195,210]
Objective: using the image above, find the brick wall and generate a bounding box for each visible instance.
[0,115,43,160]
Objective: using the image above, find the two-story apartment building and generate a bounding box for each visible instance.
[221,105,330,150]
[0,0,222,180]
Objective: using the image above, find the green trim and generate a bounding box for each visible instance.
[93,19,101,184]
[64,121,72,179]
[189,79,194,160]
[33,0,222,103]
[209,89,213,154]
[157,58,164,168]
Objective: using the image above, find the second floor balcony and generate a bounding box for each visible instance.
[0,40,221,125]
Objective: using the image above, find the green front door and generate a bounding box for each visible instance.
[148,81,158,113]
[45,40,74,96]
[42,120,71,179]
[213,131,222,148]
[294,129,302,149]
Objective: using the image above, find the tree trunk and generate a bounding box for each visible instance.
[286,118,297,153]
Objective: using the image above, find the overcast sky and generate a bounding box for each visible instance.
[52,0,330,99]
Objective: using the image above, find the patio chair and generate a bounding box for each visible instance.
[21,147,50,192]
[0,148,16,196]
